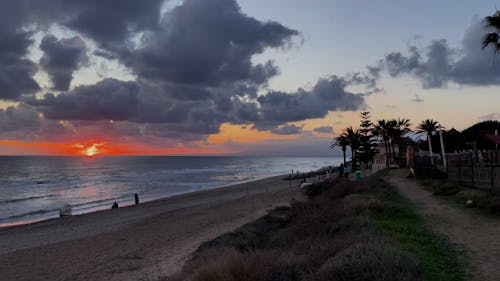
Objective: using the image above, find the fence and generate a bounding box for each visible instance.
[414,152,500,191]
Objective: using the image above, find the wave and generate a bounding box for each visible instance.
[0,208,58,221]
[0,194,56,205]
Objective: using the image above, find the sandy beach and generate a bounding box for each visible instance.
[0,175,303,281]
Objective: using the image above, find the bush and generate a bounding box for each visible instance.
[303,178,340,197]
[193,249,276,281]
[343,194,385,215]
[415,167,447,180]
[487,196,500,214]
[431,181,461,196]
[196,206,291,252]
[456,189,491,207]
[315,241,419,281]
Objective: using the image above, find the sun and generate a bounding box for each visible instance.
[85,144,99,157]
[72,142,105,157]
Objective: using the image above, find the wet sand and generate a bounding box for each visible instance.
[0,175,303,281]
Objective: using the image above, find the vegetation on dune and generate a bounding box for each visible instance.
[163,172,465,281]
[417,172,500,215]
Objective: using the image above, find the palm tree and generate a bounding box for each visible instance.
[372,119,391,168]
[391,118,412,164]
[332,133,349,166]
[482,11,500,54]
[417,119,439,165]
[345,127,361,166]
[387,119,398,163]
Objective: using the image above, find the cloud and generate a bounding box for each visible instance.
[40,35,88,91]
[228,135,341,157]
[0,19,39,100]
[271,124,303,135]
[123,0,298,88]
[0,104,69,141]
[479,112,500,121]
[376,19,500,88]
[255,76,365,125]
[59,0,164,51]
[30,79,140,121]
[0,0,369,150]
[313,126,334,133]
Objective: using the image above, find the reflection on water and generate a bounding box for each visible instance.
[0,156,341,226]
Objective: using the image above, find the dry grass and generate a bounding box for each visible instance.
[163,172,462,281]
[193,249,277,281]
[343,194,385,215]
[316,241,418,281]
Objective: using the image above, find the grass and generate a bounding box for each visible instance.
[373,185,465,281]
[163,172,466,281]
[416,173,500,215]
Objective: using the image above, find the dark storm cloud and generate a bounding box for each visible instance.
[255,76,365,124]
[271,124,303,135]
[0,104,69,140]
[0,0,163,101]
[377,20,500,88]
[0,2,40,100]
[125,0,298,88]
[31,79,140,121]
[313,126,334,133]
[1,0,368,144]
[40,35,88,91]
[58,0,163,51]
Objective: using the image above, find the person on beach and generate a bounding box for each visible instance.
[112,201,118,209]
[134,193,139,205]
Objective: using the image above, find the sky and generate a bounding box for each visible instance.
[1,0,500,156]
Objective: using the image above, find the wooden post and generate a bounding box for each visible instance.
[492,158,495,190]
[439,128,447,170]
[458,154,461,185]
[472,154,475,188]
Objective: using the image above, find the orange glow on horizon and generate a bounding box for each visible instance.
[208,123,296,144]
[0,139,233,156]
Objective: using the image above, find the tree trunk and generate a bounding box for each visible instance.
[391,139,397,164]
[342,147,346,165]
[427,134,434,165]
[384,139,390,168]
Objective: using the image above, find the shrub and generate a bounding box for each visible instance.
[415,167,447,180]
[315,241,419,281]
[303,178,340,197]
[456,189,491,207]
[431,181,461,196]
[487,196,500,214]
[343,194,385,215]
[196,206,291,252]
[193,249,276,281]
[265,253,308,281]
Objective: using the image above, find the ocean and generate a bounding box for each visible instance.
[0,156,341,227]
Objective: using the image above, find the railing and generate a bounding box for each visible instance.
[414,152,500,190]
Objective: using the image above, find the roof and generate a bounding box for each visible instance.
[485,134,500,145]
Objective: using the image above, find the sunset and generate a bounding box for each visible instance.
[1,0,500,280]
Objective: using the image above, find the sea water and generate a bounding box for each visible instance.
[0,156,341,226]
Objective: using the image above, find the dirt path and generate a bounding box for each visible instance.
[387,169,500,281]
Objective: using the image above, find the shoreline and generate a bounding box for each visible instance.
[0,172,288,229]
[0,174,304,280]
